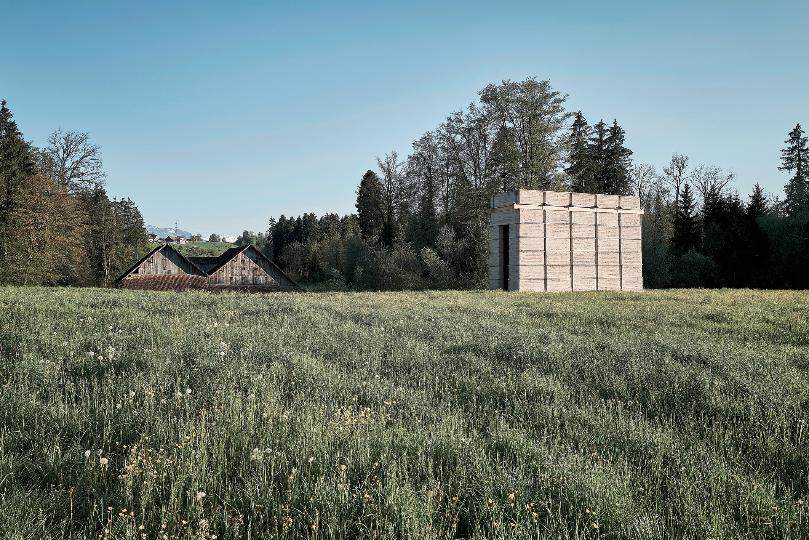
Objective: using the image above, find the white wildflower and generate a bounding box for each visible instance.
[99,457,109,467]
[84,449,91,458]
[196,491,206,502]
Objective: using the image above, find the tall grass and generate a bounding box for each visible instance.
[0,287,807,539]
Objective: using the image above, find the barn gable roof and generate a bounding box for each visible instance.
[117,243,302,290]
[116,244,207,282]
[206,244,302,290]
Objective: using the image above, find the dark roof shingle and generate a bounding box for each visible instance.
[119,275,209,291]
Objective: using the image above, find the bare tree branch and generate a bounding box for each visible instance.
[690,164,734,206]
[662,154,689,208]
[39,129,105,193]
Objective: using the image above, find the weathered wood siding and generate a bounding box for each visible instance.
[208,247,297,290]
[489,190,643,292]
[131,248,202,276]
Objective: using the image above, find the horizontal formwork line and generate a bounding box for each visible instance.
[493,204,644,214]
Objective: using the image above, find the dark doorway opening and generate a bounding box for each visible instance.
[500,225,510,290]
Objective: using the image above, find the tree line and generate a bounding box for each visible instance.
[0,100,148,286]
[261,78,809,290]
[3,80,807,292]
[640,124,809,288]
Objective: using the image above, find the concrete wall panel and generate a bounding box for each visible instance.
[489,190,643,292]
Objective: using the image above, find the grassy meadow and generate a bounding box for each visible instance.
[1,287,808,539]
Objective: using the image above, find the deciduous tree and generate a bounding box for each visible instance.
[39,129,105,193]
[663,154,689,209]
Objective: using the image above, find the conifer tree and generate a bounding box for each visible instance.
[747,183,769,218]
[0,100,36,281]
[779,123,809,214]
[745,183,770,287]
[565,111,591,192]
[587,120,609,193]
[672,183,700,254]
[355,170,385,241]
[603,120,633,195]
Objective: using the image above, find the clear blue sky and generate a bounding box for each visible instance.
[3,1,807,236]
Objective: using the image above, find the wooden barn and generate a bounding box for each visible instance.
[117,244,301,292]
[489,190,643,292]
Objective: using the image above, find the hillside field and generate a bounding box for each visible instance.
[1,287,808,539]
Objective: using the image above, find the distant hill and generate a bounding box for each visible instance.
[146,225,194,239]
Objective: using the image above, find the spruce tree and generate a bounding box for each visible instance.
[587,120,609,193]
[0,100,36,282]
[604,120,633,195]
[747,183,769,218]
[0,100,35,207]
[355,170,385,241]
[78,187,116,286]
[269,216,294,260]
[779,123,809,214]
[565,111,591,192]
[672,183,700,254]
[745,183,770,287]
